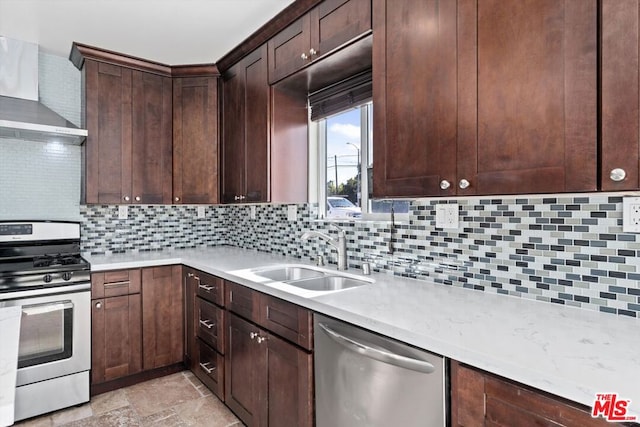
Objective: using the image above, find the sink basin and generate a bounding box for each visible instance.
[286,275,371,292]
[252,266,326,282]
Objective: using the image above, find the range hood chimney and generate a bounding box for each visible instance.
[0,37,87,144]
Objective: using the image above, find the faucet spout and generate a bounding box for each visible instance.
[301,225,348,270]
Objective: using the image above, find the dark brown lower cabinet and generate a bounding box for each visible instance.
[450,361,612,427]
[91,293,142,384]
[225,313,313,427]
[142,266,184,370]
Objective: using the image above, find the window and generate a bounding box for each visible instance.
[314,102,410,220]
[309,70,410,221]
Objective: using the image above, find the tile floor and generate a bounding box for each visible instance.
[14,371,244,427]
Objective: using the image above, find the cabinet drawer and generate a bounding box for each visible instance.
[193,270,224,306]
[225,281,259,322]
[91,269,141,298]
[196,297,225,353]
[259,293,313,351]
[195,338,224,401]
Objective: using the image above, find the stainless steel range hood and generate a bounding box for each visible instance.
[0,37,87,145]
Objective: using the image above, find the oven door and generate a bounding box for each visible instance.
[0,284,91,386]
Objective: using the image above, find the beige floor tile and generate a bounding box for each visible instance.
[14,416,53,427]
[50,403,93,426]
[124,373,201,417]
[63,406,140,427]
[139,408,188,427]
[173,396,240,427]
[90,389,129,416]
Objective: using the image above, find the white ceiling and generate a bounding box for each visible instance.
[0,0,295,65]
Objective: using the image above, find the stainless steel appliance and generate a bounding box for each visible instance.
[314,314,446,427]
[0,221,90,421]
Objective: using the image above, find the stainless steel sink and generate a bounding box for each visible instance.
[286,275,370,292]
[252,266,326,282]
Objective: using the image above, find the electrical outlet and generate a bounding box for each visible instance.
[435,203,459,229]
[118,205,128,220]
[197,206,205,218]
[250,205,256,220]
[287,205,298,221]
[623,197,640,232]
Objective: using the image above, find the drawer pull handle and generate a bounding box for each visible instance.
[103,281,129,288]
[199,362,216,374]
[198,284,215,292]
[199,319,215,329]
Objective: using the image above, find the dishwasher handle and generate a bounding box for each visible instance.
[318,323,436,374]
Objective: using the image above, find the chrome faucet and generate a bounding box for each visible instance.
[301,224,348,270]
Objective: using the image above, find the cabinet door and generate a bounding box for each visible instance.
[450,361,611,427]
[132,71,173,204]
[222,46,270,203]
[458,0,597,195]
[84,60,132,204]
[141,265,183,370]
[222,63,245,203]
[91,294,141,384]
[310,0,371,58]
[244,46,270,202]
[601,0,640,190]
[372,0,458,197]
[258,293,313,351]
[173,76,219,204]
[265,332,313,427]
[225,313,266,427]
[268,16,311,84]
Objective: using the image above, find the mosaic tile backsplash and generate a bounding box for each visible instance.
[81,194,640,319]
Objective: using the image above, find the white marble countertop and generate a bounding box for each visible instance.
[86,246,640,417]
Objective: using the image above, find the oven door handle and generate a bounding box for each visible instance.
[22,301,73,315]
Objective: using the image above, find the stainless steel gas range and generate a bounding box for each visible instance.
[0,221,90,422]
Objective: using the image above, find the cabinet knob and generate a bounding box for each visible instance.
[123,196,130,202]
[174,196,180,202]
[250,332,259,340]
[309,48,317,56]
[135,196,141,202]
[187,273,194,278]
[440,180,451,190]
[459,179,470,189]
[240,195,246,200]
[257,336,267,344]
[301,52,308,60]
[234,195,240,201]
[610,168,627,182]
[95,301,102,309]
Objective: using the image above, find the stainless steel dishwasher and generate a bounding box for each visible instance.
[314,314,446,427]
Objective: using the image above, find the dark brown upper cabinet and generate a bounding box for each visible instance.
[222,46,270,203]
[74,48,173,205]
[71,43,219,205]
[173,74,219,204]
[601,0,640,191]
[268,0,371,84]
[373,0,597,198]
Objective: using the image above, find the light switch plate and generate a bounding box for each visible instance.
[287,205,297,221]
[250,205,256,220]
[623,197,640,233]
[197,206,205,218]
[435,203,459,229]
[118,205,128,220]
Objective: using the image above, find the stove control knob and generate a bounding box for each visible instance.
[43,274,53,283]
[62,272,73,281]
